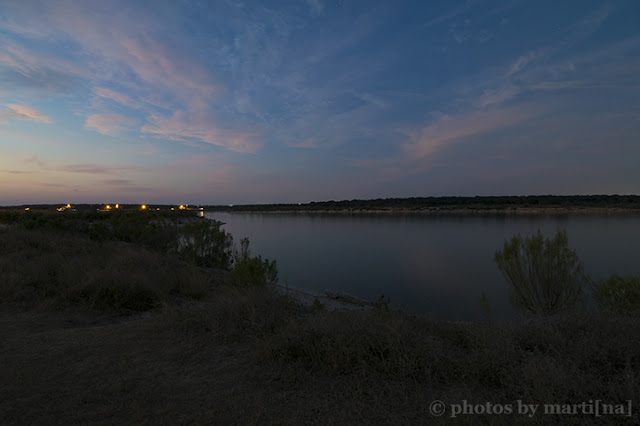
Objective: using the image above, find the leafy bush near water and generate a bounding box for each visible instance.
[495,229,587,316]
[230,237,278,287]
[173,220,234,269]
[495,229,640,318]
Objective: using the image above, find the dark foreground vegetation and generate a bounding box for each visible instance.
[1,209,639,424]
[206,194,640,213]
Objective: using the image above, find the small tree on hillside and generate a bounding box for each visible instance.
[494,229,587,316]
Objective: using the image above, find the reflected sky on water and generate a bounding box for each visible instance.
[205,212,640,321]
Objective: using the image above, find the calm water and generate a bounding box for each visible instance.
[205,212,640,321]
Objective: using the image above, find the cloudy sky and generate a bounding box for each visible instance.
[1,0,639,205]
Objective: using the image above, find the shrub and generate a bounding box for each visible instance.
[591,274,640,315]
[230,238,278,287]
[173,220,234,269]
[494,229,587,316]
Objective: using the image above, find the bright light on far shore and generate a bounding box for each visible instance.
[141,205,147,210]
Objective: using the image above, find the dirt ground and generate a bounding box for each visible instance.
[0,306,441,425]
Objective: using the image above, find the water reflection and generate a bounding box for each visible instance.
[205,212,640,321]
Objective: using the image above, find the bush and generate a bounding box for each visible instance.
[230,238,278,287]
[494,229,587,316]
[173,220,234,269]
[591,274,640,315]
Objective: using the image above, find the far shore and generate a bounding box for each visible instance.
[215,206,640,216]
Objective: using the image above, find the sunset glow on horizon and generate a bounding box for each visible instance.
[1,1,639,205]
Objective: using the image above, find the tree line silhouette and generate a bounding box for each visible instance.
[206,195,640,212]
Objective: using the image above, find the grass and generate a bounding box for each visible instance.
[1,212,639,424]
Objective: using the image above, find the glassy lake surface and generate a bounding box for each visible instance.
[205,212,640,321]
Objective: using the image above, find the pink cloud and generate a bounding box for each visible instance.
[114,35,217,102]
[141,112,261,153]
[288,138,317,148]
[85,113,132,136]
[0,44,91,81]
[1,104,53,124]
[403,105,540,160]
[92,87,140,109]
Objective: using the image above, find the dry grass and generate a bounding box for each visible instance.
[1,221,639,424]
[3,297,639,424]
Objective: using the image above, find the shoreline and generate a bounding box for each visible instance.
[212,206,640,216]
[274,284,376,312]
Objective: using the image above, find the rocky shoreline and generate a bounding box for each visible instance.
[274,284,376,312]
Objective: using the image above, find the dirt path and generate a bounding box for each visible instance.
[0,308,263,424]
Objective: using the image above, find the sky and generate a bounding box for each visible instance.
[1,0,639,205]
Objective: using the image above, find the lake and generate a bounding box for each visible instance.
[204,212,640,321]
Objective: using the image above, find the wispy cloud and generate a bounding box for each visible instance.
[0,104,53,124]
[506,50,543,77]
[351,91,389,109]
[288,138,317,149]
[85,113,132,136]
[20,156,149,177]
[104,179,134,186]
[421,1,473,29]
[92,87,140,110]
[141,112,261,153]
[0,169,33,174]
[102,178,153,192]
[0,44,90,89]
[402,105,540,160]
[62,164,115,175]
[475,84,521,108]
[24,155,47,169]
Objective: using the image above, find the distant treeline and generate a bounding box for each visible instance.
[205,195,640,212]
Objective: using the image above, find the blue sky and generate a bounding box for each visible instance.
[1,0,639,205]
